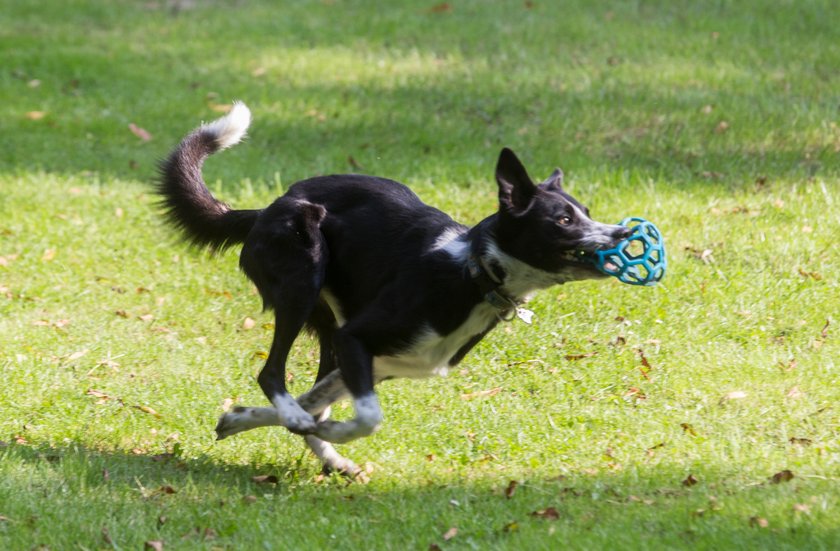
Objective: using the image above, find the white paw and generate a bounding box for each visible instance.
[272,393,317,434]
[215,406,280,439]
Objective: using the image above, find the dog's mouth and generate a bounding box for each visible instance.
[559,249,619,272]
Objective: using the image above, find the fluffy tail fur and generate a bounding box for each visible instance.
[158,102,259,250]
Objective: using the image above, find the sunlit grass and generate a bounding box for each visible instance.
[1,0,839,548]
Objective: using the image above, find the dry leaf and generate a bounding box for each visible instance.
[504,480,518,499]
[242,495,257,504]
[66,349,89,361]
[442,527,458,540]
[429,2,452,13]
[42,249,56,261]
[715,120,730,133]
[682,474,699,487]
[129,123,152,141]
[460,387,502,400]
[564,352,597,361]
[770,470,794,484]
[530,507,560,520]
[242,317,256,330]
[135,405,161,417]
[789,437,812,446]
[221,398,234,412]
[680,423,697,437]
[722,390,747,402]
[793,503,810,514]
[138,314,154,322]
[26,111,47,120]
[251,474,279,485]
[749,516,768,528]
[144,541,164,551]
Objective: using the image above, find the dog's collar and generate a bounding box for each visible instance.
[467,252,521,321]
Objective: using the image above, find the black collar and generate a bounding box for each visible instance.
[466,245,521,320]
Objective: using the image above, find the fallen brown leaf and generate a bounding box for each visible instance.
[504,480,518,499]
[428,2,452,13]
[682,474,699,487]
[26,111,47,120]
[144,540,164,551]
[530,507,560,520]
[564,352,597,361]
[251,474,279,485]
[749,516,769,528]
[460,387,502,400]
[129,123,152,141]
[680,423,697,437]
[770,470,794,484]
[442,526,458,540]
[134,405,161,418]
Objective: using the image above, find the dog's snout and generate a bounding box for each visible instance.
[614,226,632,240]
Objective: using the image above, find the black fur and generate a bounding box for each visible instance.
[157,106,631,466]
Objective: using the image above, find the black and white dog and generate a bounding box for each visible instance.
[158,103,630,475]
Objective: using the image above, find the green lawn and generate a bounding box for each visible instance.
[1,1,838,549]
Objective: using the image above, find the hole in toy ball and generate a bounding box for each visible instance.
[633,264,651,281]
[623,239,646,260]
[650,249,661,263]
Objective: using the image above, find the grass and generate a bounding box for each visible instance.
[1,0,839,548]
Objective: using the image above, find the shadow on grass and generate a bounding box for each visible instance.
[1,440,837,549]
[3,1,837,186]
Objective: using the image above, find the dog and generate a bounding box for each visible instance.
[158,102,631,475]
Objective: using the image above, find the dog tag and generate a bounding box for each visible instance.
[516,307,535,324]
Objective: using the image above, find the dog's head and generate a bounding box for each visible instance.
[492,148,630,282]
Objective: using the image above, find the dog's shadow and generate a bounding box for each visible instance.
[0,440,321,495]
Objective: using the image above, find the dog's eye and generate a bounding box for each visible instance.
[557,216,572,226]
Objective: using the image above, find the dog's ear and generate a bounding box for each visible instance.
[496,148,536,214]
[541,168,564,192]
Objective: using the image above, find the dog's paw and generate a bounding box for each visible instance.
[272,393,317,435]
[215,410,243,440]
[282,410,318,435]
[214,405,282,440]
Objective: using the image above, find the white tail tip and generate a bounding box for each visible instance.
[202,101,252,149]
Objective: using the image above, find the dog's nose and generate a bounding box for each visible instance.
[615,226,632,240]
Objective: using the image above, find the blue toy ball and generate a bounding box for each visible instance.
[593,217,666,286]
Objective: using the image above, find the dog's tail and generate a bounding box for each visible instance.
[158,101,260,250]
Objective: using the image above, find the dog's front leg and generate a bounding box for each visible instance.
[311,331,383,444]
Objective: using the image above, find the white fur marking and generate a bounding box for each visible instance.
[431,227,469,261]
[373,301,498,380]
[354,394,384,428]
[202,101,251,149]
[271,392,316,431]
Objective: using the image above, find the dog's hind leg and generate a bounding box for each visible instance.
[215,314,319,438]
[215,199,327,439]
[306,330,384,444]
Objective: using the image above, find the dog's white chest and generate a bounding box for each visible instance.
[373,302,498,379]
